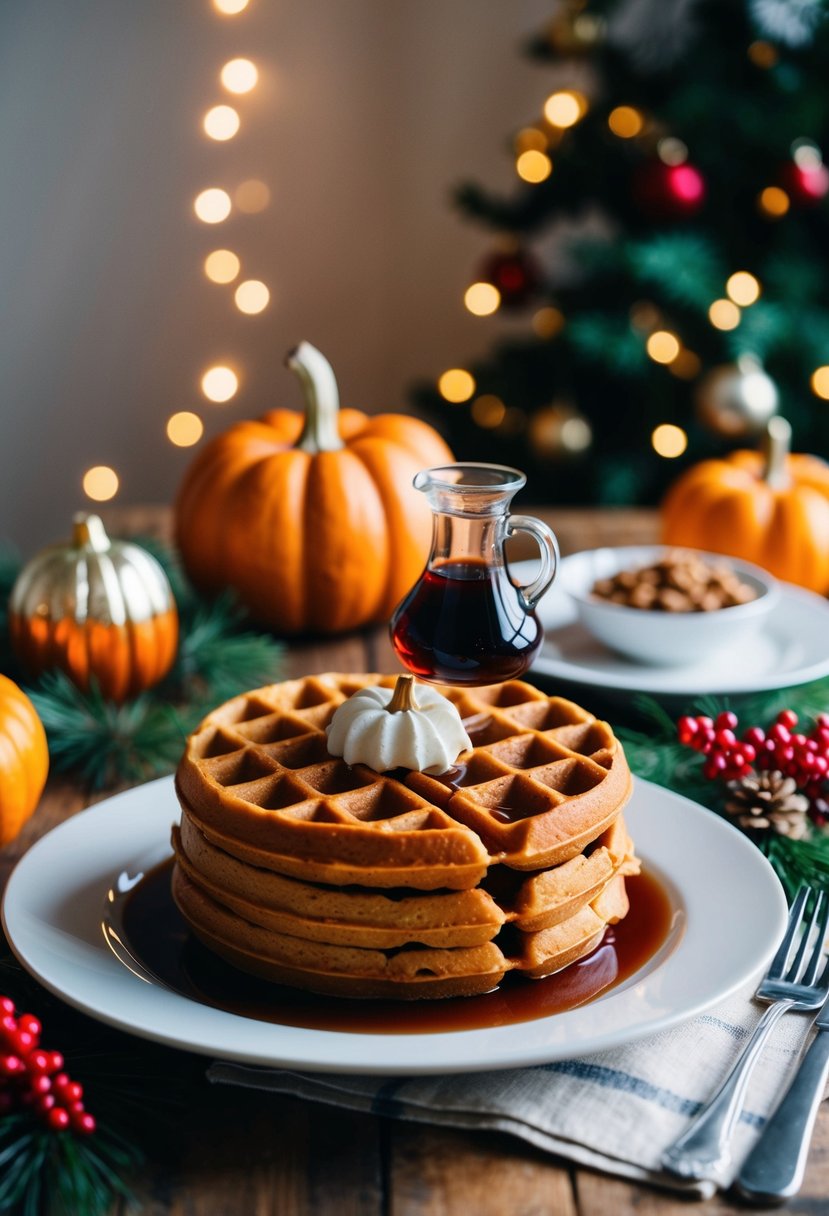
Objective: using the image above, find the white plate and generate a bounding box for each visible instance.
[520,557,829,697]
[2,775,786,1074]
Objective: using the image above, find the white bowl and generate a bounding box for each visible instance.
[562,545,780,667]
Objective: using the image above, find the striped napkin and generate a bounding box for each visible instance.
[207,978,818,1198]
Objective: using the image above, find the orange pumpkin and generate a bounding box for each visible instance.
[0,674,48,846]
[175,342,454,634]
[662,417,829,594]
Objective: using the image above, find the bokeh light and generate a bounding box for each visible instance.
[167,412,204,447]
[213,0,249,13]
[608,106,643,138]
[543,91,585,129]
[83,466,119,501]
[234,280,270,314]
[204,249,241,283]
[471,395,506,428]
[221,58,258,94]
[811,366,829,399]
[234,179,271,213]
[194,188,231,223]
[532,306,565,338]
[708,299,741,330]
[646,330,681,364]
[438,369,476,403]
[201,365,239,402]
[514,128,547,154]
[516,150,552,183]
[203,105,240,141]
[651,424,688,458]
[726,271,761,306]
[758,186,790,217]
[464,282,501,316]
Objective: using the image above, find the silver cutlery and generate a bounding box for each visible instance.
[661,884,829,1182]
[734,979,829,1203]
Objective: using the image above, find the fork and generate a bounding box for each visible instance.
[661,884,829,1183]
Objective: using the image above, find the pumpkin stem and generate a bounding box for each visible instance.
[761,416,792,490]
[72,513,111,553]
[286,342,344,454]
[388,675,419,713]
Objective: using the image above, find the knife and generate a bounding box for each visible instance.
[735,987,829,1203]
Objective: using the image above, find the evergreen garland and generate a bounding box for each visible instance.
[0,539,284,789]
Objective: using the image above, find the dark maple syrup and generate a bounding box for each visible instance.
[115,862,674,1034]
[390,559,544,686]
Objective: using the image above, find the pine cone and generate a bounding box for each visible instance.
[725,770,811,839]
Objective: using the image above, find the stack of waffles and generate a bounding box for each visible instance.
[173,673,638,1000]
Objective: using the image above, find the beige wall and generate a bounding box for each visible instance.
[0,0,551,551]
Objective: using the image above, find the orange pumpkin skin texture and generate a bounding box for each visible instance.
[0,674,48,847]
[661,446,829,595]
[175,346,454,635]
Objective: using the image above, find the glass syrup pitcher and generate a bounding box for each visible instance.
[390,463,559,685]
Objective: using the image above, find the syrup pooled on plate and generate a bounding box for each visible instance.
[115,861,673,1035]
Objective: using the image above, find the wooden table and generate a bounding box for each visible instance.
[2,507,827,1215]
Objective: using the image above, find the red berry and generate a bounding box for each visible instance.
[62,1081,83,1103]
[31,1074,52,1096]
[771,723,791,744]
[28,1050,50,1073]
[741,743,757,764]
[45,1051,63,1073]
[777,710,799,731]
[743,726,766,748]
[74,1111,96,1135]
[716,728,737,748]
[47,1107,70,1131]
[0,999,14,1017]
[715,711,738,731]
[677,715,698,744]
[0,1015,17,1038]
[814,756,828,775]
[13,1031,35,1054]
[17,1015,40,1042]
[36,1093,55,1113]
[697,716,714,731]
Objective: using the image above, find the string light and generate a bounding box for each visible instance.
[543,91,586,129]
[532,306,565,338]
[167,412,204,446]
[213,0,249,13]
[646,331,681,364]
[234,179,271,213]
[221,58,258,94]
[201,365,238,402]
[758,186,790,217]
[726,271,761,306]
[204,249,241,283]
[471,395,506,428]
[651,424,688,458]
[516,150,552,183]
[464,282,501,316]
[608,106,643,138]
[438,369,476,403]
[514,128,548,154]
[709,299,741,330]
[83,466,119,501]
[203,105,240,141]
[668,349,701,380]
[811,367,829,399]
[194,188,231,223]
[234,279,270,314]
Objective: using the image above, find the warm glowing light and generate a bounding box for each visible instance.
[543,90,585,129]
[651,424,688,459]
[726,271,761,306]
[167,412,204,447]
[792,139,823,170]
[201,365,238,402]
[657,137,688,166]
[194,188,231,223]
[759,186,790,217]
[83,465,119,501]
[204,249,241,283]
[438,369,476,403]
[514,127,547,154]
[646,330,681,364]
[213,0,249,12]
[709,299,741,330]
[234,179,271,213]
[234,279,270,314]
[203,104,240,141]
[608,106,643,138]
[748,40,778,68]
[464,282,501,316]
[629,301,661,333]
[811,366,829,399]
[516,150,552,183]
[532,306,565,338]
[221,58,258,94]
[669,349,701,380]
[471,395,506,428]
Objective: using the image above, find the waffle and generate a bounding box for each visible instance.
[173,673,636,999]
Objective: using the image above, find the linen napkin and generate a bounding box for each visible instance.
[207,977,820,1198]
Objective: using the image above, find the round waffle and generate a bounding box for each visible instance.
[173,673,636,999]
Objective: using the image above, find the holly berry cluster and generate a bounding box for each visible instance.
[678,709,829,823]
[0,996,95,1134]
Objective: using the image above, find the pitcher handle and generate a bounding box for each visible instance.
[507,515,559,610]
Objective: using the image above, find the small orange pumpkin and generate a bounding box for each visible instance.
[661,417,829,594]
[175,342,454,634]
[0,674,48,846]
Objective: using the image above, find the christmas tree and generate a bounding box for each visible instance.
[411,0,829,505]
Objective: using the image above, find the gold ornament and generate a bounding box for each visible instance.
[9,514,179,703]
[695,354,779,437]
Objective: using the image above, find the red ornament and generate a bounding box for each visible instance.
[478,246,541,308]
[633,158,706,219]
[0,997,96,1135]
[780,160,829,206]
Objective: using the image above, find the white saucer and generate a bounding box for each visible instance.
[2,775,786,1074]
[518,559,829,697]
